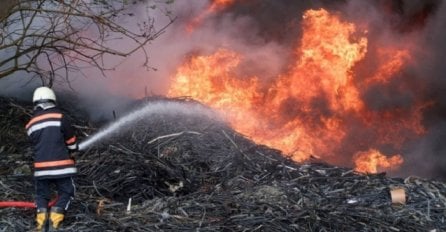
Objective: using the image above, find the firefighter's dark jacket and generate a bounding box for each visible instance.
[26,106,78,180]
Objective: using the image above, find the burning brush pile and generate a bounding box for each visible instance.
[0,96,445,231]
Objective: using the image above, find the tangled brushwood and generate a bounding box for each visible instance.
[0,97,445,231]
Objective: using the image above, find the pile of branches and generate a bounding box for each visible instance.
[0,96,445,231]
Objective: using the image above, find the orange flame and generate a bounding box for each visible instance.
[209,0,236,11]
[353,149,403,173]
[186,0,236,33]
[168,8,426,173]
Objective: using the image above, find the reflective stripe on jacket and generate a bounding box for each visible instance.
[26,107,78,179]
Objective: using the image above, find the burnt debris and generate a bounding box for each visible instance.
[0,96,445,231]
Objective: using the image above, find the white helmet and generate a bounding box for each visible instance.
[33,86,56,103]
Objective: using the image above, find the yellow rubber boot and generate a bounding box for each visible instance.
[36,208,48,231]
[49,207,65,230]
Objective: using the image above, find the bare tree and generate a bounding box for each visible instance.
[0,0,175,86]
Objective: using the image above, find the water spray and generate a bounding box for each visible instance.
[78,100,220,151]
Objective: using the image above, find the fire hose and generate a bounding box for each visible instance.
[0,196,58,208]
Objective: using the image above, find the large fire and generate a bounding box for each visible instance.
[168,8,427,173]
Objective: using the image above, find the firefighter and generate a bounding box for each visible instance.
[25,86,78,231]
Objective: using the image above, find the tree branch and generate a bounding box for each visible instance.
[0,0,175,84]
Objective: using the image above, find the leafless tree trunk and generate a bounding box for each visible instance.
[0,0,175,86]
